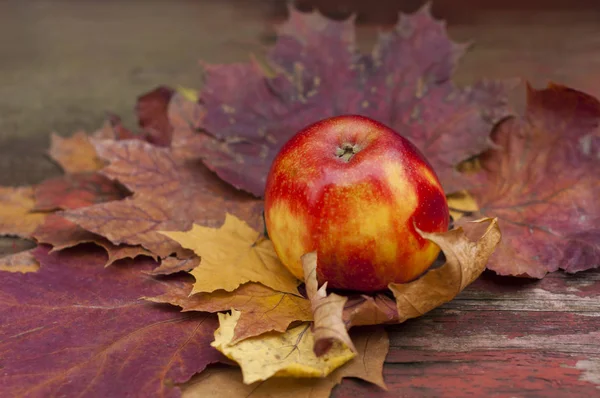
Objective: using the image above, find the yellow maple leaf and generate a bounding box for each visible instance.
[183,326,388,397]
[446,190,479,221]
[160,214,300,295]
[211,310,356,384]
[0,186,47,238]
[48,131,104,173]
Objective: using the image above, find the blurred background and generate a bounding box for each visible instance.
[1,0,599,186]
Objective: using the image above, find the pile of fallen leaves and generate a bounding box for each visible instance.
[1,7,598,397]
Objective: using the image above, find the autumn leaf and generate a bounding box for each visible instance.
[136,85,175,146]
[145,280,312,342]
[389,217,501,320]
[33,214,104,251]
[48,131,104,173]
[211,310,355,384]
[193,6,513,197]
[0,186,47,238]
[446,190,479,221]
[342,293,399,328]
[104,242,156,267]
[169,92,206,161]
[33,214,155,266]
[0,245,224,397]
[160,214,300,295]
[467,84,600,278]
[148,255,200,276]
[182,326,388,397]
[63,140,263,258]
[33,172,127,211]
[92,114,139,141]
[302,251,356,356]
[0,250,39,273]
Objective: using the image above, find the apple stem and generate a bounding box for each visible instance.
[336,143,359,162]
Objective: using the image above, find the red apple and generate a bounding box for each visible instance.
[264,115,449,292]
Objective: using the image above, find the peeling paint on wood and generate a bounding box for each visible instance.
[332,270,600,397]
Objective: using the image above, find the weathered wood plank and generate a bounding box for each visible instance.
[333,270,600,396]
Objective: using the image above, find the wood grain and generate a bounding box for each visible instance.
[333,270,600,396]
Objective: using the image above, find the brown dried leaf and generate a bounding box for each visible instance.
[342,293,400,328]
[0,250,39,273]
[145,280,311,342]
[389,218,501,321]
[104,243,155,267]
[33,214,101,251]
[302,251,356,356]
[148,255,200,276]
[33,214,154,266]
[181,326,388,397]
[48,131,104,173]
[168,92,206,161]
[0,186,47,238]
[159,214,300,295]
[467,84,600,277]
[63,140,263,258]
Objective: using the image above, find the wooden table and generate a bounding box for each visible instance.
[1,1,599,396]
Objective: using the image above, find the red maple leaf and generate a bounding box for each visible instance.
[192,7,513,197]
[468,83,600,278]
[0,246,224,397]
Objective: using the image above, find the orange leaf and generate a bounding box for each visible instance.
[48,131,104,173]
[146,280,311,342]
[64,140,263,258]
[0,186,47,238]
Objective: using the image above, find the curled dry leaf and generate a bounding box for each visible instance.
[146,280,312,343]
[48,131,104,173]
[63,140,263,258]
[302,252,356,356]
[0,250,39,273]
[0,186,47,238]
[389,217,501,321]
[0,246,225,397]
[182,326,388,397]
[342,293,399,328]
[194,6,512,196]
[160,214,300,295]
[467,84,600,277]
[211,310,355,384]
